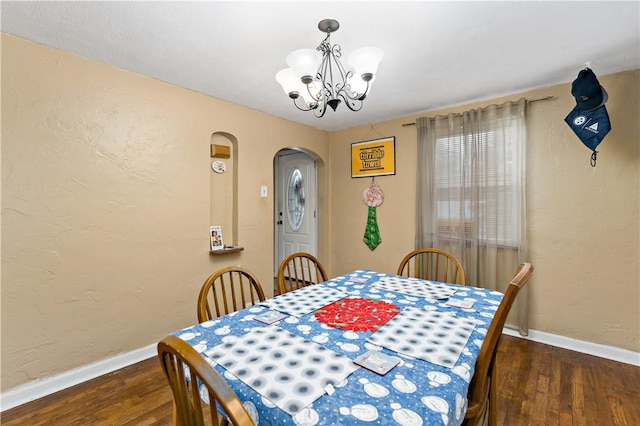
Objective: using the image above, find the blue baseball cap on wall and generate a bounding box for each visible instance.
[571,68,608,112]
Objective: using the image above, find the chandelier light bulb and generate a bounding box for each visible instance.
[348,46,384,77]
[348,74,375,99]
[275,68,303,98]
[286,49,322,84]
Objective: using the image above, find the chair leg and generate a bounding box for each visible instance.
[171,402,179,426]
[489,364,498,426]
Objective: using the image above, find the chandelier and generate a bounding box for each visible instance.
[276,19,383,118]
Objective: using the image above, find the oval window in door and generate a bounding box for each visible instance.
[287,167,305,231]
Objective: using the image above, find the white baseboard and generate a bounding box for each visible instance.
[2,330,638,412]
[503,328,640,367]
[0,343,156,412]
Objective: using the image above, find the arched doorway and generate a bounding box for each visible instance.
[274,149,319,276]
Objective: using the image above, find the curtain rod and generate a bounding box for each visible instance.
[400,95,556,127]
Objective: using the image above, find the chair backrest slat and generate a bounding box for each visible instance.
[230,273,240,312]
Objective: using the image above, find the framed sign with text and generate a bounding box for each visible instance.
[351,137,396,178]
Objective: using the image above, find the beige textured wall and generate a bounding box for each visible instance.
[329,70,640,353]
[1,34,330,391]
[2,32,638,394]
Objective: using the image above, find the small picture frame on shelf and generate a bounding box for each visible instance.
[210,226,224,251]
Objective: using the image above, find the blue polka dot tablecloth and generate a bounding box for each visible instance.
[172,270,504,426]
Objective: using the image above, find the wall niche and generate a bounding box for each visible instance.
[209,132,240,254]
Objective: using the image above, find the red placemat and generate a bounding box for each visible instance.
[315,297,400,332]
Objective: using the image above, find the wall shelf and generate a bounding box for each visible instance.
[209,246,244,255]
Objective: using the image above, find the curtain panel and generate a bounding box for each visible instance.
[415,98,529,334]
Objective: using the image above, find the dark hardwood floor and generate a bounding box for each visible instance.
[1,358,173,426]
[2,335,639,425]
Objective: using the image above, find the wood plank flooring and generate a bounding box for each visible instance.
[2,335,639,425]
[495,336,639,426]
[1,357,173,426]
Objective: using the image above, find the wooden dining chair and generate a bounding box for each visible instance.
[397,248,466,285]
[463,262,534,426]
[277,252,328,295]
[197,266,266,323]
[158,335,255,426]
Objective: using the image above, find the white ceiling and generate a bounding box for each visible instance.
[2,1,639,132]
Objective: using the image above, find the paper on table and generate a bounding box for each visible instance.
[205,326,358,415]
[445,298,475,309]
[372,276,457,300]
[353,350,401,375]
[253,310,288,324]
[366,307,476,368]
[260,285,347,317]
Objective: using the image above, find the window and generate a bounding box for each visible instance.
[287,167,305,231]
[416,98,527,331]
[434,117,520,247]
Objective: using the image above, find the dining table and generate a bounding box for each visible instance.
[171,270,504,426]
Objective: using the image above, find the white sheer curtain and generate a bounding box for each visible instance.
[416,98,529,334]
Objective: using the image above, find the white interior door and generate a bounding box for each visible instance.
[275,151,317,275]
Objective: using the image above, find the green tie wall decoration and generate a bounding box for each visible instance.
[362,180,384,250]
